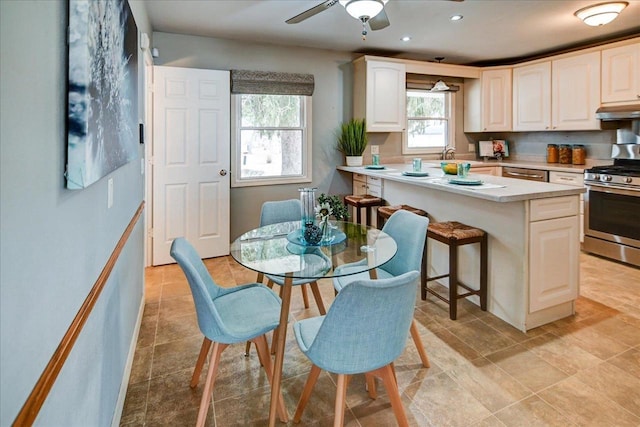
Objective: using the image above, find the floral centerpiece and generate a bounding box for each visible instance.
[301,193,349,245]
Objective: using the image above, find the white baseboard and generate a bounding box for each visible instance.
[111,294,146,427]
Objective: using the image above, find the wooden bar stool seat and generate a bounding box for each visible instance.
[344,194,383,226]
[377,204,428,226]
[424,221,488,320]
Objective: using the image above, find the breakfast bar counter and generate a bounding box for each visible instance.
[338,164,585,332]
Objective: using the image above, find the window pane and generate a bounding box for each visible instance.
[407,119,446,148]
[407,91,444,118]
[240,94,301,127]
[240,129,303,178]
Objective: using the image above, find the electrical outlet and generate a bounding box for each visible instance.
[107,178,113,209]
[370,145,379,155]
[468,143,476,152]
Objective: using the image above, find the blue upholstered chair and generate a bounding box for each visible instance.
[260,199,326,315]
[293,271,421,427]
[332,209,431,368]
[170,237,287,426]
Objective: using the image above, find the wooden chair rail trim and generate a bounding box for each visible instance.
[13,201,145,426]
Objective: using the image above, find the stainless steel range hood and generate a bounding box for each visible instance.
[595,104,640,121]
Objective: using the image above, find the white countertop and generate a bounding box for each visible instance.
[338,164,586,203]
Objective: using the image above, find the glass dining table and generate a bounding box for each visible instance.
[230,220,398,426]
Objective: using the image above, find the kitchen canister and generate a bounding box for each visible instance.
[572,145,586,165]
[559,144,572,164]
[547,144,559,163]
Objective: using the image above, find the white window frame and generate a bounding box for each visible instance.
[402,90,455,155]
[231,94,312,187]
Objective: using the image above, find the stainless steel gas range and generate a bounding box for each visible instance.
[583,144,640,267]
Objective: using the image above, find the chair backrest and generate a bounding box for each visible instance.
[380,210,429,277]
[304,270,420,374]
[170,237,229,341]
[260,199,301,226]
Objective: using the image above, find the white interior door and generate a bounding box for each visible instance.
[152,66,230,265]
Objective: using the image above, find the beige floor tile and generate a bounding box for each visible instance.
[573,361,640,416]
[446,318,518,356]
[493,395,576,427]
[485,344,569,392]
[447,357,532,413]
[608,347,640,380]
[538,376,640,426]
[404,371,492,427]
[522,333,603,375]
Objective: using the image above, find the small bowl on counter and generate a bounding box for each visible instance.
[441,162,458,175]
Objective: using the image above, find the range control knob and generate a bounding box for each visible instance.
[624,177,633,184]
[602,175,613,182]
[593,174,600,181]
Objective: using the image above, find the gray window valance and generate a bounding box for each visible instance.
[231,70,314,96]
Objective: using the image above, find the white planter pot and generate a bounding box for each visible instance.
[346,156,363,167]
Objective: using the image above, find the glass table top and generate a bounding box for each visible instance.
[230,221,397,280]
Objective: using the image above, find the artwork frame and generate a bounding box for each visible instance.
[66,0,138,189]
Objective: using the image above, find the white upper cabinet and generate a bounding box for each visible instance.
[601,42,640,104]
[513,62,551,131]
[464,68,512,132]
[353,58,406,132]
[513,51,600,131]
[552,51,601,131]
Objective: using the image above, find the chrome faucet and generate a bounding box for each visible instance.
[441,146,456,160]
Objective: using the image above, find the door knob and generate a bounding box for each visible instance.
[219,169,227,176]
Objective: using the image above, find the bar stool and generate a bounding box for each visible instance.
[344,194,383,227]
[424,221,487,320]
[377,205,429,294]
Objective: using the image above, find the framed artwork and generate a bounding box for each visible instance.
[66,0,138,189]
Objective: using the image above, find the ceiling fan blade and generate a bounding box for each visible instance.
[369,8,390,31]
[286,0,339,24]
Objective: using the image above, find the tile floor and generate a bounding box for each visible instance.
[121,253,640,426]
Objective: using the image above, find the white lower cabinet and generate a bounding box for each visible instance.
[470,166,500,176]
[549,171,585,243]
[528,197,579,313]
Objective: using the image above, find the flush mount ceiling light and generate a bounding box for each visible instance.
[339,0,386,21]
[401,36,411,42]
[574,2,628,26]
[450,14,463,21]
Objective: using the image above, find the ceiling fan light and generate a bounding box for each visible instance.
[574,2,628,26]
[341,0,384,20]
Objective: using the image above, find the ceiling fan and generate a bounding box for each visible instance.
[286,0,464,39]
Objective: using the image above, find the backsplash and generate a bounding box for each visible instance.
[465,130,617,161]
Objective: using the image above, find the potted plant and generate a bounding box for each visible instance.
[337,118,368,166]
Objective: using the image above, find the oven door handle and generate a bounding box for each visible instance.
[587,182,640,197]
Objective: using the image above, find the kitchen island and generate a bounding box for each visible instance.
[338,164,586,332]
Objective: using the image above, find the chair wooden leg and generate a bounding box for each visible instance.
[410,319,430,368]
[480,234,488,311]
[334,374,349,427]
[365,373,377,399]
[293,364,322,423]
[253,335,288,423]
[195,341,228,427]
[267,279,275,289]
[309,281,326,315]
[257,272,265,283]
[374,364,409,427]
[300,283,310,309]
[191,337,212,388]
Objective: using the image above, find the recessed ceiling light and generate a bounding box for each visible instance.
[450,14,463,21]
[401,36,411,42]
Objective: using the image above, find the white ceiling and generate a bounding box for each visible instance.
[142,0,640,65]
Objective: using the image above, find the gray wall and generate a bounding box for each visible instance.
[152,32,355,239]
[0,1,148,425]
